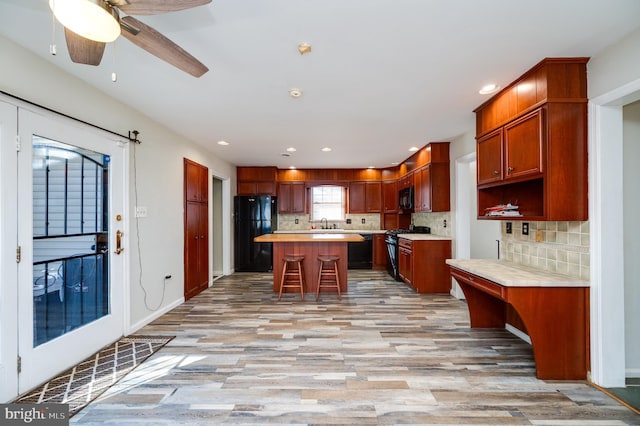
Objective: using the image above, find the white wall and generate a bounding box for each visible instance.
[587,26,640,386]
[623,100,640,377]
[0,35,236,329]
[468,161,500,259]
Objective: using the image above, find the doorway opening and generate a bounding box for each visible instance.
[454,152,500,298]
[212,176,224,280]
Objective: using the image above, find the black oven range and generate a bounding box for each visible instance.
[385,226,430,281]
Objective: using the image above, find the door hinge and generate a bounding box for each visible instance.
[16,246,21,263]
[17,356,21,374]
[16,135,21,152]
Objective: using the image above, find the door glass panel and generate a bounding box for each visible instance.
[32,136,109,346]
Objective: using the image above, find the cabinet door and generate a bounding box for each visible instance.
[398,245,412,284]
[237,182,257,195]
[290,182,305,213]
[420,166,432,212]
[277,183,292,213]
[504,108,543,180]
[185,202,208,299]
[256,181,275,195]
[414,168,422,212]
[365,182,382,212]
[430,163,450,212]
[373,234,388,269]
[185,159,208,201]
[383,180,398,212]
[348,182,366,213]
[477,128,503,185]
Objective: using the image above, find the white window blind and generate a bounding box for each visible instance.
[310,186,345,221]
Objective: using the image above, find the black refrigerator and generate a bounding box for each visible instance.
[234,195,277,272]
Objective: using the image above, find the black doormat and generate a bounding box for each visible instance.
[592,380,640,415]
[14,335,174,417]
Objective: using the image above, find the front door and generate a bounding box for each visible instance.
[16,108,126,394]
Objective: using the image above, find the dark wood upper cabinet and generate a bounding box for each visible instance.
[365,181,382,213]
[277,182,305,214]
[504,108,544,180]
[186,159,208,202]
[383,180,398,212]
[413,142,450,213]
[349,181,381,213]
[477,129,504,185]
[237,166,277,196]
[474,57,588,221]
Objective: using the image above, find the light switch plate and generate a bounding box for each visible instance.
[522,222,529,235]
[135,206,148,218]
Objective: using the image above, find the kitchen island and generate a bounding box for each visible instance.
[254,233,365,295]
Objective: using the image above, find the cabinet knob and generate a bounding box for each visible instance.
[508,167,514,172]
[493,170,499,175]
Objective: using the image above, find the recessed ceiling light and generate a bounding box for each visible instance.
[479,83,500,95]
[217,140,229,146]
[289,166,296,170]
[321,147,332,152]
[391,162,399,166]
[289,88,303,98]
[409,146,419,152]
[367,166,375,169]
[298,43,312,55]
[286,147,297,152]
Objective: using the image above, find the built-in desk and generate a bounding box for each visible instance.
[446,259,589,380]
[254,233,364,295]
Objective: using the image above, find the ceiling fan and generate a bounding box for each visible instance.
[49,0,210,77]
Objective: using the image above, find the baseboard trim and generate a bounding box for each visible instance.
[625,368,640,378]
[127,297,184,335]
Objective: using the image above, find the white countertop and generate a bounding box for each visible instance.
[446,258,589,288]
[275,229,386,234]
[399,234,451,241]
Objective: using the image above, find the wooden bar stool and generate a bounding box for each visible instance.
[316,255,341,301]
[278,254,305,301]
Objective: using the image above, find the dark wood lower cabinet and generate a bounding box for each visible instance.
[398,238,452,293]
[184,159,209,300]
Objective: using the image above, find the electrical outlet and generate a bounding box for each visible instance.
[135,206,147,218]
[522,222,529,235]
[346,218,352,224]
[295,218,299,224]
[361,218,366,224]
[506,222,512,234]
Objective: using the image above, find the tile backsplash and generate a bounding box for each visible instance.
[412,212,452,237]
[501,221,590,281]
[278,214,381,230]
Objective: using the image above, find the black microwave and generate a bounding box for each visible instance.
[399,186,414,210]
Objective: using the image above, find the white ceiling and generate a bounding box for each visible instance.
[2,0,640,169]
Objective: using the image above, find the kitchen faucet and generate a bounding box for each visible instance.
[321,217,328,229]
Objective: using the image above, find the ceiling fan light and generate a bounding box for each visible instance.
[49,0,121,43]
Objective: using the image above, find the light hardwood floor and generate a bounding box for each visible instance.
[72,270,640,425]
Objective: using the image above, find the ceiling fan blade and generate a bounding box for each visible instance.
[120,16,208,77]
[64,28,106,66]
[110,0,212,16]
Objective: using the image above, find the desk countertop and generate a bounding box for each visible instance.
[446,258,589,288]
[254,233,365,243]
